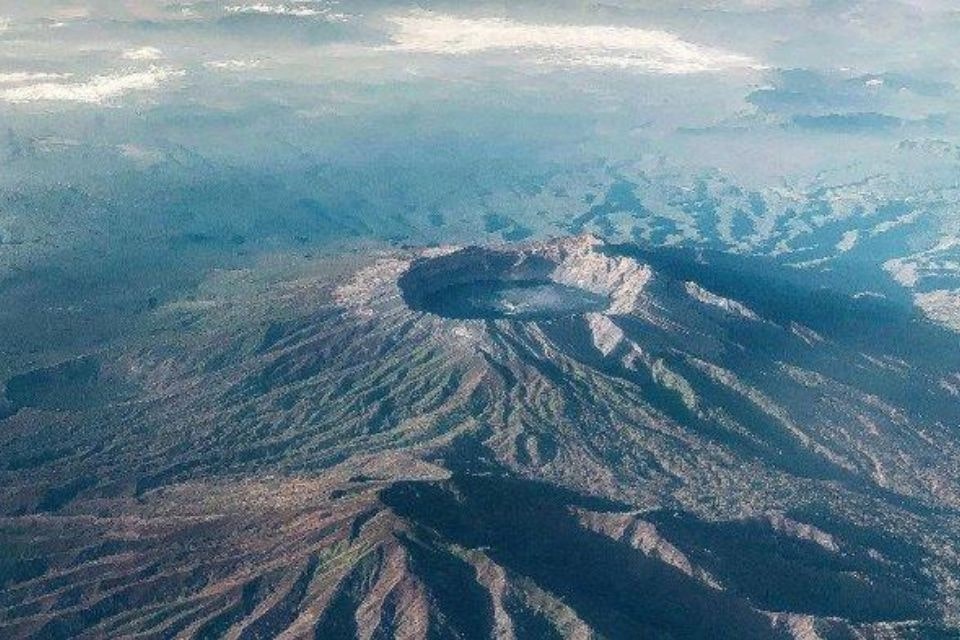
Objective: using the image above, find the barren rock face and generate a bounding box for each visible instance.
[2,236,960,639]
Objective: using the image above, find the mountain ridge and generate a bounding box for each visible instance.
[2,235,959,638]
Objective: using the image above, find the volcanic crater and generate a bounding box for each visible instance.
[397,235,650,321]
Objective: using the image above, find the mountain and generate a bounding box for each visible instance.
[2,235,959,639]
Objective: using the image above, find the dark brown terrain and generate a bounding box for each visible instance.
[2,235,960,639]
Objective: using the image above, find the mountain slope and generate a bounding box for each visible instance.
[2,236,959,638]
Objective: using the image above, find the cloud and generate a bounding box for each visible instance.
[0,67,184,104]
[915,289,960,333]
[383,12,762,74]
[224,4,348,20]
[0,72,73,84]
[123,46,164,61]
[204,59,263,71]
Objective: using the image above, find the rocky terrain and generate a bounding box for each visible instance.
[2,235,960,639]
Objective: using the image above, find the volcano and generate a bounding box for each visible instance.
[2,236,960,639]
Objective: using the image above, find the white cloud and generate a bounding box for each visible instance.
[384,12,762,74]
[123,46,164,61]
[224,4,348,20]
[204,59,263,71]
[0,67,184,104]
[0,72,73,84]
[835,229,859,252]
[53,6,90,20]
[915,289,960,333]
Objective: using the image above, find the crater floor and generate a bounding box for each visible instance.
[414,279,608,320]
